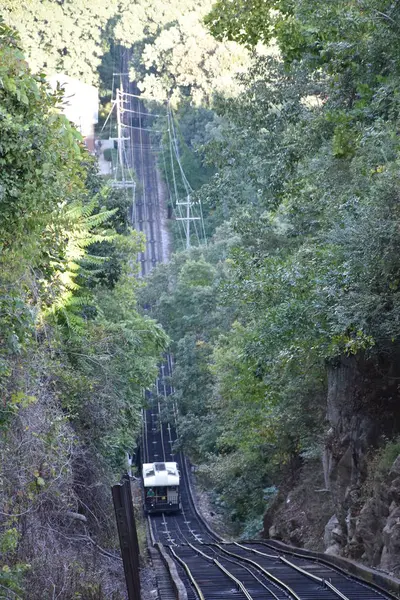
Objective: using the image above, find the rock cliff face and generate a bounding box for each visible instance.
[265,352,400,576]
[322,354,400,571]
[323,455,400,573]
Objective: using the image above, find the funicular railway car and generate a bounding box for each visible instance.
[142,461,180,515]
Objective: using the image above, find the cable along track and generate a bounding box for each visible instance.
[170,542,296,600]
[255,541,398,600]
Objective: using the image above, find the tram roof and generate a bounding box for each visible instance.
[142,461,179,487]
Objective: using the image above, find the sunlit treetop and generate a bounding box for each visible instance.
[204,0,288,48]
[205,0,400,68]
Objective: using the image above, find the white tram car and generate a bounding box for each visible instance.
[142,461,180,515]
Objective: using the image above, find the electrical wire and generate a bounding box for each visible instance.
[161,140,185,248]
[167,110,187,244]
[166,101,206,247]
[107,72,206,251]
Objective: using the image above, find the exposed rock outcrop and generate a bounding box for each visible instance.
[262,459,334,551]
[322,353,400,573]
[264,352,400,576]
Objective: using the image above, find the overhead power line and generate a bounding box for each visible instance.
[166,101,207,249]
[107,76,207,257]
[113,87,136,229]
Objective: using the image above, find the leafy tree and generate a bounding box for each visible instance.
[204,0,276,48]
[0,21,168,597]
[2,0,120,85]
[127,5,249,105]
[137,0,400,534]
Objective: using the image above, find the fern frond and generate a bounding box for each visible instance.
[85,208,118,228]
[81,198,98,218]
[66,295,93,308]
[75,233,117,248]
[81,254,108,265]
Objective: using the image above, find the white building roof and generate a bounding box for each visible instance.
[48,74,98,137]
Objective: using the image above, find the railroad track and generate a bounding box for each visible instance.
[132,136,160,276]
[118,57,166,277]
[142,369,399,600]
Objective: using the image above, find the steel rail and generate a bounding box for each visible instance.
[188,542,289,600]
[179,454,221,543]
[280,555,351,599]
[161,512,178,546]
[177,457,215,544]
[325,581,353,600]
[216,560,255,600]
[235,541,279,559]
[207,547,283,600]
[258,541,398,600]
[171,517,192,545]
[212,543,302,600]
[172,513,204,545]
[166,423,175,461]
[186,542,254,600]
[165,524,283,599]
[169,546,205,600]
[142,408,149,463]
[157,395,167,462]
[234,543,354,600]
[280,555,330,584]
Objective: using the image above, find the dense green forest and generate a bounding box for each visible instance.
[0,2,250,597]
[0,15,169,600]
[141,0,400,549]
[3,0,400,595]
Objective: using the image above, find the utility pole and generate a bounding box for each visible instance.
[186,195,190,249]
[113,86,136,226]
[175,194,200,249]
[116,88,125,182]
[167,102,203,249]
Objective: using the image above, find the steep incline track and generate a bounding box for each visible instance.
[119,52,169,276]
[130,113,161,276]
[143,382,398,600]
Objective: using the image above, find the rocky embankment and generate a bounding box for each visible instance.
[265,353,400,576]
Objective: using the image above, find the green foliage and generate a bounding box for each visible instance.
[0,20,168,598]
[2,1,120,85]
[241,517,264,540]
[5,0,400,556]
[0,523,30,598]
[204,0,276,48]
[114,0,250,105]
[205,0,400,70]
[0,526,18,554]
[64,273,169,468]
[2,0,250,109]
[363,437,400,499]
[0,23,86,253]
[377,439,400,473]
[0,561,29,598]
[144,0,400,533]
